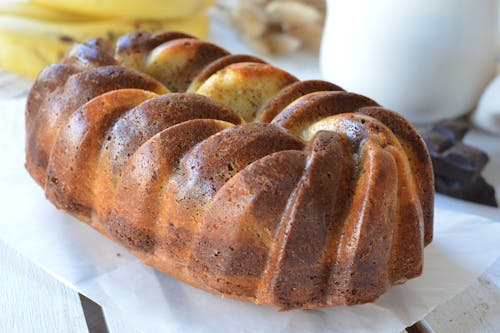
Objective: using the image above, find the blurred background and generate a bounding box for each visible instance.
[0,0,498,127]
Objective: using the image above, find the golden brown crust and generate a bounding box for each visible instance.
[45,89,158,220]
[144,38,230,92]
[62,38,117,70]
[188,54,267,93]
[26,64,79,119]
[327,141,398,305]
[196,62,298,122]
[92,93,242,227]
[260,80,344,123]
[167,123,304,211]
[116,30,196,57]
[272,91,379,135]
[26,66,168,187]
[25,64,80,186]
[108,119,234,251]
[25,31,434,310]
[305,114,425,297]
[356,107,434,246]
[191,150,307,297]
[115,31,196,71]
[258,131,355,308]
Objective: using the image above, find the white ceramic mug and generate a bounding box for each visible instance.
[320,0,498,124]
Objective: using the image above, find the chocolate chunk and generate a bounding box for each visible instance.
[422,131,488,181]
[431,142,489,181]
[444,143,488,173]
[435,176,498,207]
[421,131,453,154]
[421,118,497,207]
[432,119,469,142]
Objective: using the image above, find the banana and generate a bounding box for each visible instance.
[0,2,99,21]
[0,6,210,78]
[30,0,214,20]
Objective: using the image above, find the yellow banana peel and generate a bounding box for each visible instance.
[30,0,215,20]
[0,2,211,78]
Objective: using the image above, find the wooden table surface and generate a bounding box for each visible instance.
[0,69,499,333]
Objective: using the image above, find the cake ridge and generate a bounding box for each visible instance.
[195,62,299,122]
[90,92,243,227]
[109,119,235,253]
[25,30,434,310]
[328,142,397,304]
[45,88,158,221]
[26,64,168,188]
[143,37,230,92]
[190,149,307,299]
[188,54,267,93]
[356,106,434,245]
[260,80,344,123]
[260,131,356,308]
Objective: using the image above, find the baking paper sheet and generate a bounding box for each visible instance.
[2,97,500,333]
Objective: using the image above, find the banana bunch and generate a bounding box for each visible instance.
[0,1,212,78]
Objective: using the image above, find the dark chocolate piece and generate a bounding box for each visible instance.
[432,145,488,181]
[422,132,488,181]
[444,143,489,176]
[421,131,453,155]
[421,118,498,207]
[435,175,498,207]
[432,119,469,142]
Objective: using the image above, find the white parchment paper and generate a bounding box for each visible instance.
[1,96,500,333]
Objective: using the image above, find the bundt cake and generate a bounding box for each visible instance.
[25,30,434,310]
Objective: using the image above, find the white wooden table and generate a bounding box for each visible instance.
[0,70,499,333]
[0,238,137,333]
[2,235,500,333]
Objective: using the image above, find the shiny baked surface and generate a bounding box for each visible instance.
[25,30,434,310]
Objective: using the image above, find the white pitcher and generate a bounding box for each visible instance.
[320,0,498,123]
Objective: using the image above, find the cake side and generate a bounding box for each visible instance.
[25,30,434,310]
